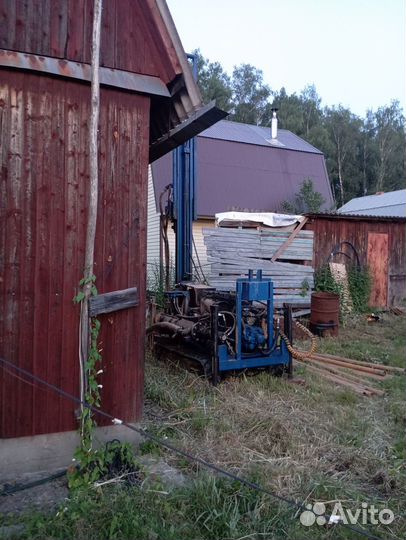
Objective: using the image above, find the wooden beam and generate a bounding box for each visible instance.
[89,287,139,317]
[0,49,170,97]
[270,217,309,262]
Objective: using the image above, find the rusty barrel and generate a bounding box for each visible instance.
[310,292,340,337]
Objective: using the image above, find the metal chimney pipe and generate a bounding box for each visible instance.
[271,108,278,139]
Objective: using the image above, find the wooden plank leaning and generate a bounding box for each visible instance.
[270,217,309,263]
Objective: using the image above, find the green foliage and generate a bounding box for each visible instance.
[147,260,175,309]
[230,63,271,125]
[315,264,372,316]
[192,49,233,112]
[281,177,326,213]
[314,265,343,295]
[70,274,109,489]
[10,475,358,540]
[347,265,372,312]
[68,441,139,490]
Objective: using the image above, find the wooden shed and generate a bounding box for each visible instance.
[304,213,406,307]
[0,0,224,439]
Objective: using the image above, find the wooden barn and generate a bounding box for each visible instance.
[0,0,224,443]
[304,213,406,307]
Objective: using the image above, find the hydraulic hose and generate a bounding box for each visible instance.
[279,321,317,360]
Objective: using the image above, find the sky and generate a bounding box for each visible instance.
[167,0,405,117]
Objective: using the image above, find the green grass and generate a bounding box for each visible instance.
[1,476,393,540]
[2,313,405,539]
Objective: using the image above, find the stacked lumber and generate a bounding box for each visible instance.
[295,352,404,396]
[203,227,314,306]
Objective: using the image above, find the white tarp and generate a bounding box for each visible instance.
[215,211,304,228]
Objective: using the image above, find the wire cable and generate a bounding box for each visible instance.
[1,469,67,497]
[0,356,388,540]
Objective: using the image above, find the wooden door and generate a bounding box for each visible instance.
[367,233,389,307]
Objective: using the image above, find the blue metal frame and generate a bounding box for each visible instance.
[218,270,291,372]
[173,138,196,282]
[173,53,198,283]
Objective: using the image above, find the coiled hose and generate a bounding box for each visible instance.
[279,321,317,361]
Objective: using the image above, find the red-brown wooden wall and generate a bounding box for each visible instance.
[0,0,181,84]
[304,215,406,307]
[0,70,149,437]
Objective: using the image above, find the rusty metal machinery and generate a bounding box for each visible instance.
[147,270,293,383]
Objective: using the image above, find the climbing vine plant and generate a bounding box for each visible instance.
[348,265,372,313]
[69,275,103,489]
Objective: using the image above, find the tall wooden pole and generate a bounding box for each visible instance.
[79,0,103,425]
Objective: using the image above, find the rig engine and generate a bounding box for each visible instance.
[148,270,293,383]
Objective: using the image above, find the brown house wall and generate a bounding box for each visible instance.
[0,0,180,83]
[304,216,406,306]
[0,69,149,437]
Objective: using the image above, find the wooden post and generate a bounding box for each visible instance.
[79,0,103,416]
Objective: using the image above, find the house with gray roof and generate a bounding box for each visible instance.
[338,189,406,218]
[147,119,334,275]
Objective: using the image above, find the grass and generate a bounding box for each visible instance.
[2,313,405,539]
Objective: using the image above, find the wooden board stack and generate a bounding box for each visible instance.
[203,227,314,306]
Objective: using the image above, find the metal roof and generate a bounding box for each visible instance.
[199,120,323,154]
[337,189,406,217]
[305,211,406,223]
[152,129,334,218]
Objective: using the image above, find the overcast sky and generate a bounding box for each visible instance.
[167,0,405,117]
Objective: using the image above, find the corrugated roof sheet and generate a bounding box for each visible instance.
[199,119,323,154]
[152,133,334,218]
[337,189,406,217]
[305,212,406,223]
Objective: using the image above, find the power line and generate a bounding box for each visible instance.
[0,356,388,540]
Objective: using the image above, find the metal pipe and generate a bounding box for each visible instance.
[146,322,190,336]
[211,304,219,385]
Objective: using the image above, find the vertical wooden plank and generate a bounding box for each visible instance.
[2,83,24,437]
[99,92,119,419]
[13,0,28,52]
[43,82,66,433]
[133,95,149,420]
[82,0,94,64]
[16,82,35,436]
[114,0,132,72]
[59,80,83,432]
[39,0,51,54]
[367,232,389,307]
[100,0,116,68]
[117,96,131,420]
[32,77,52,435]
[0,0,16,50]
[66,0,85,61]
[0,79,9,436]
[50,0,68,58]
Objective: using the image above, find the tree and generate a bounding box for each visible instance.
[359,110,377,195]
[374,100,405,192]
[324,106,362,206]
[230,64,271,124]
[270,88,304,133]
[281,178,326,213]
[193,49,233,112]
[300,84,323,138]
